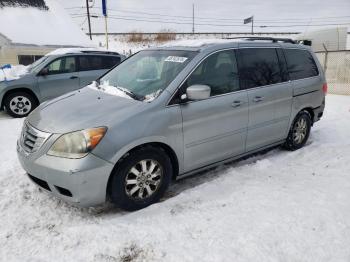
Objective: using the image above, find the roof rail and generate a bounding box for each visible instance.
[80,50,121,55]
[224,36,297,44]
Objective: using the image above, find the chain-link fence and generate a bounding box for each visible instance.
[315,50,350,95]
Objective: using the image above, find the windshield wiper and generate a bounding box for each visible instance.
[115,86,144,101]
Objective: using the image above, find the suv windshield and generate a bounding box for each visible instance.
[99,50,197,101]
[28,56,49,73]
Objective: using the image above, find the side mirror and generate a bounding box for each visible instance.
[186,85,211,101]
[39,68,48,76]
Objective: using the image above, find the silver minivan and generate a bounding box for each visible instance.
[0,49,125,118]
[17,38,326,210]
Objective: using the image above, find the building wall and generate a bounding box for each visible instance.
[0,45,55,65]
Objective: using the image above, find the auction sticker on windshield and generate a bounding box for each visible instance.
[164,56,188,63]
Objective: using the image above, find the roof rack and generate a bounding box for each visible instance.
[80,50,121,55]
[224,36,297,44]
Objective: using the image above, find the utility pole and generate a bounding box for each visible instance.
[86,0,92,40]
[192,3,195,34]
[102,0,108,49]
[104,15,109,49]
[251,16,254,35]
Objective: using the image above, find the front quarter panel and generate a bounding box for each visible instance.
[92,98,184,174]
[0,74,41,107]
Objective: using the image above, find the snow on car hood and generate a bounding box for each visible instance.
[27,86,144,134]
[0,65,28,82]
[87,81,132,100]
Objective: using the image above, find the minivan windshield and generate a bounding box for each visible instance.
[98,50,197,101]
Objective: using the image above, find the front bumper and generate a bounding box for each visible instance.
[17,140,114,207]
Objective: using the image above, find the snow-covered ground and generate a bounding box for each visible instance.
[1,95,350,261]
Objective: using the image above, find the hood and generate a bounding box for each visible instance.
[0,65,29,83]
[27,86,145,133]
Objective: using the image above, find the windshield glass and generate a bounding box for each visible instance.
[28,56,49,73]
[99,50,197,101]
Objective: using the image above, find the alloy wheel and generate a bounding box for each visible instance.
[125,159,163,200]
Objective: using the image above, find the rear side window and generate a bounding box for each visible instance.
[284,49,319,80]
[238,48,282,89]
[78,55,120,71]
[102,56,121,69]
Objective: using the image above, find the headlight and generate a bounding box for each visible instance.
[47,127,107,159]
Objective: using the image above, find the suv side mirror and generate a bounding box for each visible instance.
[39,68,49,76]
[186,85,211,101]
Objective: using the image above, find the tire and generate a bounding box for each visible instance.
[110,146,172,211]
[4,91,37,118]
[284,111,312,151]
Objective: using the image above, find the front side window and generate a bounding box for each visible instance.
[284,49,319,80]
[238,48,282,89]
[184,50,240,96]
[98,50,197,100]
[46,56,76,75]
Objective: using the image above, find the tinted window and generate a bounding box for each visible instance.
[46,56,76,75]
[102,56,121,69]
[238,48,282,89]
[284,49,319,80]
[79,55,120,71]
[184,50,239,96]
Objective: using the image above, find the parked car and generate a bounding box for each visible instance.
[17,38,326,211]
[0,48,125,117]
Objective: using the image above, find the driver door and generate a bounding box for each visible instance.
[38,56,80,101]
[180,50,249,172]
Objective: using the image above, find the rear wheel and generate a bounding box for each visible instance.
[4,91,37,118]
[284,111,312,151]
[110,147,172,211]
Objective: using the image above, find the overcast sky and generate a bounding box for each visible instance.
[61,0,350,33]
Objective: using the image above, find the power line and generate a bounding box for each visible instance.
[68,6,350,23]
[70,12,350,25]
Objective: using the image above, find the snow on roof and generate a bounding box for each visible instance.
[45,47,112,56]
[0,0,94,47]
[0,0,48,10]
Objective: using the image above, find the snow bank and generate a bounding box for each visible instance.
[1,95,350,261]
[0,65,28,82]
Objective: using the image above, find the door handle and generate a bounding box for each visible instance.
[70,76,78,79]
[253,96,264,103]
[231,100,243,108]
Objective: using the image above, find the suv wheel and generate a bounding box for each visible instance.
[284,111,312,151]
[4,92,37,118]
[110,147,172,211]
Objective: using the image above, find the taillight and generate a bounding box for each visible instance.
[322,83,328,94]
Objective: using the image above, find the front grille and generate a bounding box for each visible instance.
[20,122,51,153]
[28,174,51,191]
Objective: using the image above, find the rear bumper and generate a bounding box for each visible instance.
[17,141,114,207]
[313,99,325,123]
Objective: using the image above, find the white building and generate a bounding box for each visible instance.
[0,0,94,65]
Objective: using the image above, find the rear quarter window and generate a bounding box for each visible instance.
[78,55,121,71]
[284,49,319,80]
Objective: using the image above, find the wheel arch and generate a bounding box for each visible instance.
[1,88,40,109]
[106,141,179,198]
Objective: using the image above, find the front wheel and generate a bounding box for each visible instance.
[110,147,172,211]
[284,111,312,151]
[4,92,37,118]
